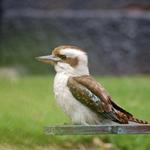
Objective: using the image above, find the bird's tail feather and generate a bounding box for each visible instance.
[129,116,150,124]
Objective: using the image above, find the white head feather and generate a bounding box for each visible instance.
[54,47,89,76]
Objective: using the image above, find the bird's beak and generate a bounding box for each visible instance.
[35,55,61,64]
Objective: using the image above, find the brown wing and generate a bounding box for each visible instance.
[67,75,133,124]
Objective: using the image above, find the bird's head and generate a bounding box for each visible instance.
[36,45,89,75]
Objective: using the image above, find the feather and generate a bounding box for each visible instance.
[67,75,149,124]
[67,75,131,123]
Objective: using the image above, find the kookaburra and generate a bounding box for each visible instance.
[36,45,149,125]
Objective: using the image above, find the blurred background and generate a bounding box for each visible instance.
[0,0,150,150]
[1,0,150,75]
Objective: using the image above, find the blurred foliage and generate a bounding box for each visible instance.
[1,27,58,74]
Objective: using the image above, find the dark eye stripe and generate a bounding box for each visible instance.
[57,54,67,60]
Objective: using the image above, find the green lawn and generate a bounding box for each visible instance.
[0,75,150,150]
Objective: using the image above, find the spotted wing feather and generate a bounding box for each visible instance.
[67,75,133,124]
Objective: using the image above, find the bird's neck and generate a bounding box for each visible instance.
[54,63,89,76]
[73,65,89,76]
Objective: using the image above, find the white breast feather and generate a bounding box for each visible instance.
[54,72,102,125]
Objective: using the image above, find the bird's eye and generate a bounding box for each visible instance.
[58,54,67,60]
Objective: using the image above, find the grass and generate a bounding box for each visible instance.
[0,75,150,150]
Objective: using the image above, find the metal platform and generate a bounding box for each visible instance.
[44,124,150,135]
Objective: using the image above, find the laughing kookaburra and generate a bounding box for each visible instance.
[36,45,149,125]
